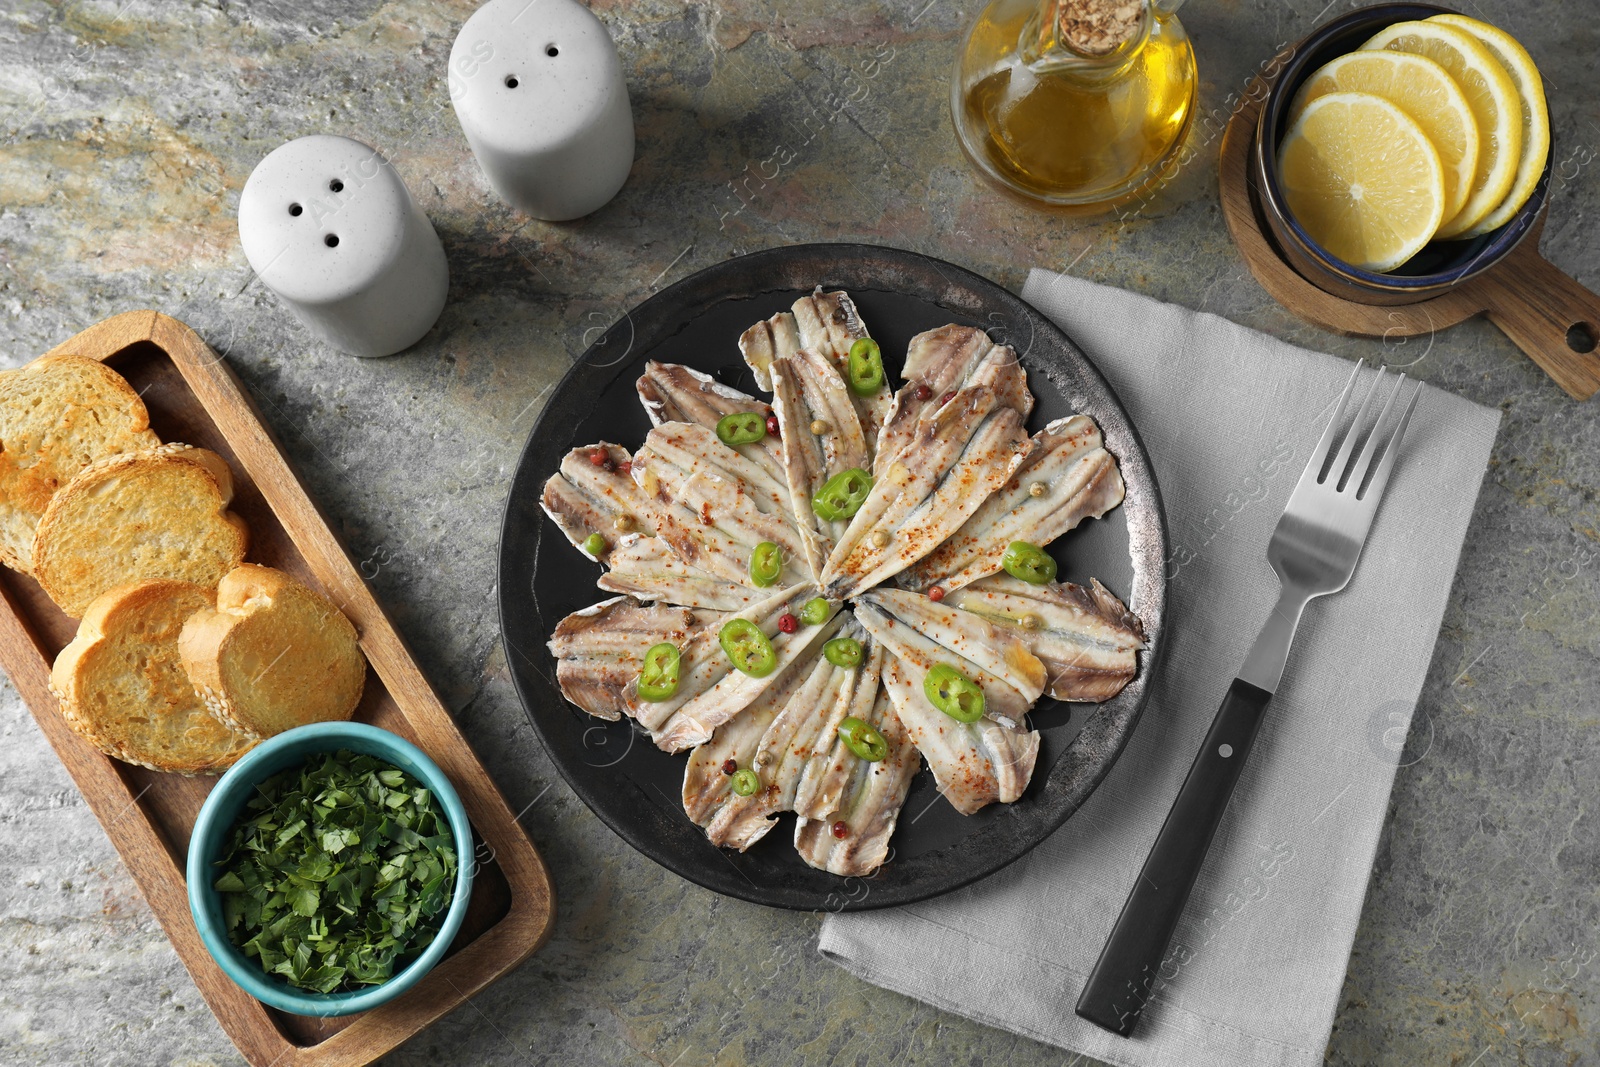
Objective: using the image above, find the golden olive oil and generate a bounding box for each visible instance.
[953,1,1197,207]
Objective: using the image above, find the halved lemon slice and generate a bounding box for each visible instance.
[1429,13,1550,237]
[1278,92,1445,272]
[1288,50,1479,224]
[1361,20,1521,238]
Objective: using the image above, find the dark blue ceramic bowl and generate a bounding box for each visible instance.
[1253,3,1552,304]
[187,722,474,1016]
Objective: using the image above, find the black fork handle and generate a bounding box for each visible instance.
[1074,678,1273,1037]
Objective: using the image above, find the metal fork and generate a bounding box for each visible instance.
[1075,360,1423,1038]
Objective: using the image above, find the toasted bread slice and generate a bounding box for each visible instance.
[179,564,365,737]
[0,355,160,574]
[49,579,256,774]
[32,443,249,617]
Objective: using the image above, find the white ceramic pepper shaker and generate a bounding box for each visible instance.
[237,135,449,359]
[448,0,635,220]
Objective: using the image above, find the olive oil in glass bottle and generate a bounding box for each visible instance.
[952,0,1197,208]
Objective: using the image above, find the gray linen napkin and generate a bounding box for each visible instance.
[818,269,1502,1067]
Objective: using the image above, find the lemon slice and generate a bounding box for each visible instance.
[1361,20,1521,238]
[1288,50,1479,223]
[1278,92,1445,272]
[1429,13,1550,237]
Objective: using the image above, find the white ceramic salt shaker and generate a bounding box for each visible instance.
[448,0,635,221]
[237,135,449,359]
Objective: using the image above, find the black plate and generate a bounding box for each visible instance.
[499,244,1168,910]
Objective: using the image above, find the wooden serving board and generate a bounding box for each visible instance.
[0,311,555,1066]
[1219,69,1600,401]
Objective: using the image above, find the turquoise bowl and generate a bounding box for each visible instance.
[187,722,475,1017]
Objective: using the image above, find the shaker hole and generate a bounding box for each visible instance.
[546,44,559,57]
[504,75,519,88]
[329,178,344,193]
[324,234,340,247]
[288,203,303,216]
[1566,321,1597,354]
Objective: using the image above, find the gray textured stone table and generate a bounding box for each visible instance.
[3,1,1597,1064]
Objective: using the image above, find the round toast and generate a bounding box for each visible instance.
[49,579,257,775]
[179,564,365,736]
[0,355,160,574]
[32,443,250,617]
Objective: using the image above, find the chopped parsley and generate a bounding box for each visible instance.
[211,749,458,994]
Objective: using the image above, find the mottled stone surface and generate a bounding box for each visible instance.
[2,0,1598,1064]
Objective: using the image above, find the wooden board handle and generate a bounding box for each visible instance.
[1479,251,1600,401]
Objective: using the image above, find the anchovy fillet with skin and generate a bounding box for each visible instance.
[944,574,1145,703]
[821,385,1031,599]
[636,361,786,486]
[791,288,892,453]
[875,642,1039,816]
[875,326,1032,477]
[792,617,885,821]
[597,533,760,612]
[853,593,1040,729]
[624,584,806,735]
[856,588,1047,717]
[548,597,718,721]
[682,654,811,835]
[540,442,654,560]
[901,414,1126,594]
[737,313,801,393]
[653,585,838,752]
[632,422,815,589]
[771,347,871,561]
[794,686,919,876]
[681,615,854,849]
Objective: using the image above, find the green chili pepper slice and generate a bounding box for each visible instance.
[812,467,874,522]
[924,663,985,723]
[823,637,863,668]
[846,338,885,395]
[749,541,784,587]
[1001,541,1058,584]
[719,618,777,677]
[581,532,607,557]
[636,643,680,702]
[799,597,831,626]
[837,716,888,762]
[715,411,768,446]
[730,768,760,796]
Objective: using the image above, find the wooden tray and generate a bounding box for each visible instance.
[1219,68,1600,401]
[0,311,555,1066]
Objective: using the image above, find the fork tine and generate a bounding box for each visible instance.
[1306,359,1365,486]
[1356,382,1422,503]
[1329,365,1386,489]
[1350,372,1408,494]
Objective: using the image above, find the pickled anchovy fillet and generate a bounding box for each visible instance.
[821,385,1031,599]
[681,615,866,850]
[791,288,892,457]
[738,312,802,393]
[854,591,1042,728]
[771,347,872,569]
[902,414,1125,593]
[539,442,654,559]
[856,587,1046,716]
[653,584,838,752]
[875,326,1032,477]
[548,597,719,721]
[622,584,805,735]
[597,533,761,612]
[637,361,786,485]
[632,421,815,589]
[872,638,1039,816]
[794,686,918,877]
[682,656,810,837]
[791,617,886,821]
[945,573,1144,703]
